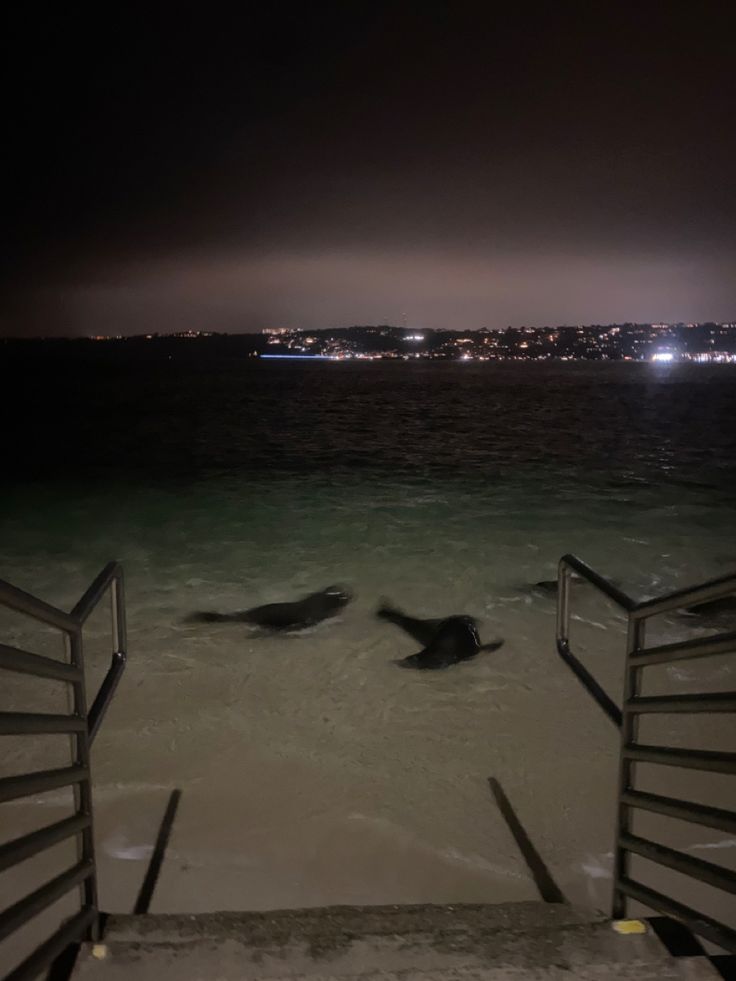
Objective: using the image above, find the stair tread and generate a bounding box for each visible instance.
[71,908,722,980]
[103,901,605,944]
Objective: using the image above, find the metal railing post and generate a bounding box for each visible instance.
[556,562,571,646]
[555,557,623,727]
[81,564,128,745]
[68,628,99,940]
[612,615,645,919]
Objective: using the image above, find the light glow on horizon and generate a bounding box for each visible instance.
[260,353,334,360]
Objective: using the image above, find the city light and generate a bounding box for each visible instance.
[651,352,675,363]
[260,354,334,360]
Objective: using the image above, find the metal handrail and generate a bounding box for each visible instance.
[555,636,623,727]
[557,554,636,615]
[632,569,736,620]
[555,554,736,726]
[558,552,736,623]
[0,578,77,633]
[555,553,736,953]
[0,562,127,981]
[556,555,632,727]
[88,648,127,744]
[76,562,128,744]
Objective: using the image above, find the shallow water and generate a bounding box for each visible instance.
[1,359,735,928]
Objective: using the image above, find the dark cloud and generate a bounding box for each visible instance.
[3,3,735,335]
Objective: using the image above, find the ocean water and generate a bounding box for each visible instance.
[1,358,735,928]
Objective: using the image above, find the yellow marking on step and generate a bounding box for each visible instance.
[612,919,647,935]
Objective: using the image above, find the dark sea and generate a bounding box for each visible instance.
[2,355,735,921]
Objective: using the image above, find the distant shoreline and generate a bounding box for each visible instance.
[3,321,735,363]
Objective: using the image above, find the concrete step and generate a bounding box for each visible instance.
[72,902,721,980]
[102,901,606,943]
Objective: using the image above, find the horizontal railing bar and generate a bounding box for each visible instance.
[559,554,636,611]
[624,744,736,774]
[71,561,121,624]
[0,577,76,632]
[621,789,736,834]
[0,712,85,735]
[620,831,736,895]
[626,692,736,714]
[0,765,89,804]
[630,630,736,667]
[618,876,736,952]
[631,571,736,621]
[0,813,90,874]
[555,639,622,727]
[0,643,81,682]
[0,859,94,944]
[4,906,97,981]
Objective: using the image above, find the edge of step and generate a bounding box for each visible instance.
[102,901,607,944]
[75,917,723,980]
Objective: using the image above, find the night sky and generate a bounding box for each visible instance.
[3,3,735,336]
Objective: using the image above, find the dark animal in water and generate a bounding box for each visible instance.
[681,594,736,626]
[376,601,504,670]
[530,573,622,596]
[685,595,736,617]
[188,585,352,631]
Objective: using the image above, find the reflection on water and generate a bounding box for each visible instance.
[1,361,735,917]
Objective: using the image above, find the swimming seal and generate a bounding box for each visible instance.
[528,573,624,596]
[376,601,504,670]
[529,572,589,595]
[188,585,352,631]
[680,594,736,627]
